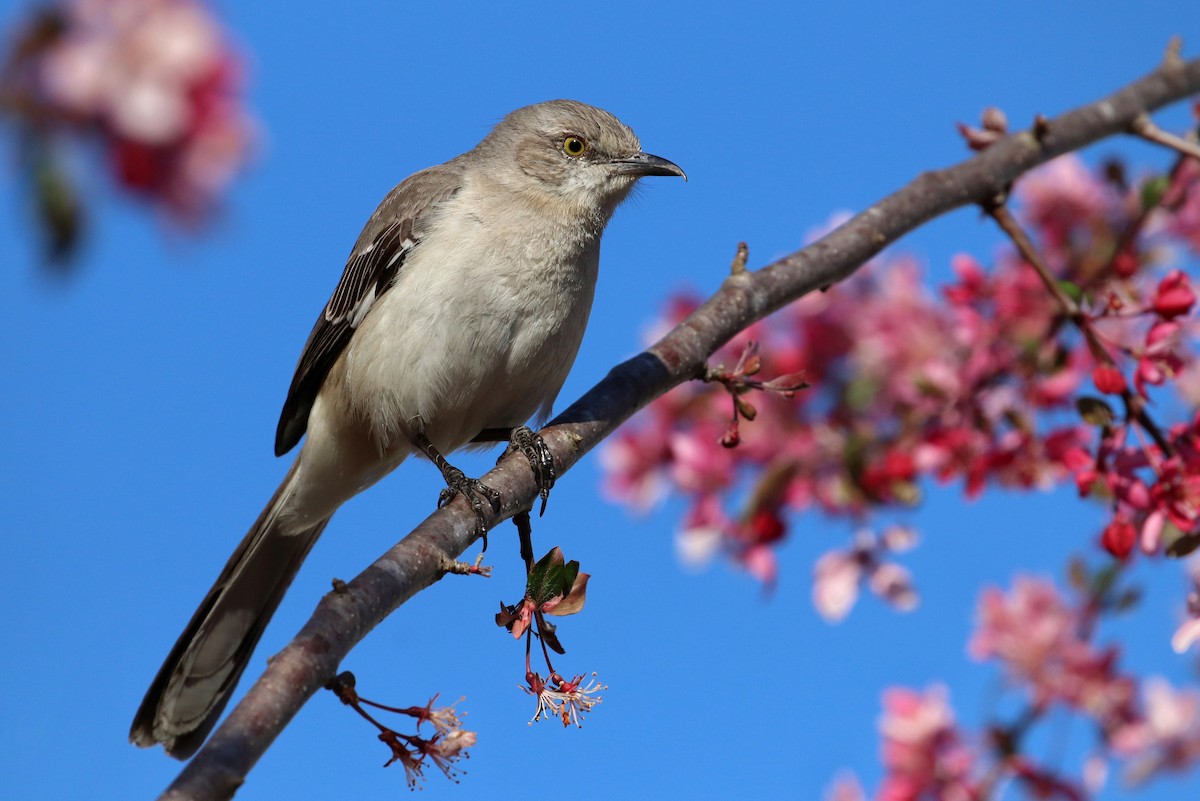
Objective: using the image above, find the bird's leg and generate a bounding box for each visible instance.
[512,511,535,573]
[472,425,556,516]
[409,429,501,535]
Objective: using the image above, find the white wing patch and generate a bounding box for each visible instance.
[348,285,377,328]
[323,224,416,329]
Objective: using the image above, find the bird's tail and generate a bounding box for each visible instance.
[130,463,329,759]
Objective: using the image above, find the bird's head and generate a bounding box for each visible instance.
[475,99,685,220]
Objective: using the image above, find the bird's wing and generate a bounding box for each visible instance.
[274,165,464,455]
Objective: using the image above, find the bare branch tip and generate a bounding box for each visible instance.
[1130,114,1200,161]
[1032,114,1051,143]
[1164,36,1183,68]
[441,554,492,578]
[730,241,750,275]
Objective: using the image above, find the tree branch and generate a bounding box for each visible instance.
[159,50,1200,800]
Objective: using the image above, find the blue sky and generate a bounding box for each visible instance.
[3,2,1200,799]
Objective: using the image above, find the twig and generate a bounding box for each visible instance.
[985,202,1175,456]
[1131,113,1200,161]
[984,202,1085,319]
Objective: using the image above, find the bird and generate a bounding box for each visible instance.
[130,99,686,758]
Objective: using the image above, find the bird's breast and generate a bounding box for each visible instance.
[341,187,602,453]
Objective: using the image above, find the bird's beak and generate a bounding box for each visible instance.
[610,152,687,181]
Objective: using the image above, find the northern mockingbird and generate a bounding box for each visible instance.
[130,99,685,758]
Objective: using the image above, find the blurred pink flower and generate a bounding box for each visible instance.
[970,576,1138,730]
[813,549,861,622]
[1014,154,1122,255]
[13,0,253,221]
[1163,156,1200,254]
[877,685,977,801]
[824,773,866,801]
[813,529,920,622]
[1116,677,1200,785]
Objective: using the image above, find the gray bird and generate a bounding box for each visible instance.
[130,100,685,758]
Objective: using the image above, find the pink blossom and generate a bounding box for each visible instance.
[876,685,977,801]
[13,0,253,221]
[675,494,728,567]
[970,576,1138,728]
[1163,156,1200,253]
[1118,678,1200,785]
[1101,515,1136,560]
[868,562,919,612]
[1092,364,1127,395]
[812,529,921,622]
[824,773,866,801]
[1014,154,1121,253]
[599,423,672,510]
[1152,270,1197,319]
[738,544,778,586]
[813,550,862,622]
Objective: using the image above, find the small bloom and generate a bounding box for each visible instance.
[1093,364,1128,395]
[869,562,919,612]
[813,549,862,622]
[426,697,465,736]
[1101,516,1137,560]
[824,773,866,801]
[747,508,786,544]
[421,728,475,781]
[1171,618,1200,654]
[1152,270,1196,320]
[524,672,606,728]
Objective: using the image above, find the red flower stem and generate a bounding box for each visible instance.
[342,694,397,735]
[356,698,424,717]
[1104,147,1194,278]
[535,619,557,675]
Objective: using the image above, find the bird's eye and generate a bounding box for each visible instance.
[562,136,588,157]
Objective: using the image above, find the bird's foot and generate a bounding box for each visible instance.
[437,463,503,526]
[411,430,501,536]
[504,425,556,516]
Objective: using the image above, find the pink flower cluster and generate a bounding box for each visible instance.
[601,153,1200,606]
[812,526,919,622]
[832,574,1200,799]
[969,576,1137,735]
[5,0,252,221]
[874,685,977,801]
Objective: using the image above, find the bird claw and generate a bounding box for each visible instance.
[506,425,555,516]
[437,465,502,535]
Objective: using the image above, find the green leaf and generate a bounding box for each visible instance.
[546,572,590,616]
[1090,562,1121,601]
[1057,279,1084,304]
[844,376,878,411]
[32,146,83,265]
[1165,527,1200,558]
[536,614,566,654]
[525,547,580,606]
[1076,396,1115,427]
[891,481,921,506]
[495,602,519,629]
[1141,175,1169,212]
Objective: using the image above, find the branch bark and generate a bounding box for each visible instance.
[159,50,1200,800]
